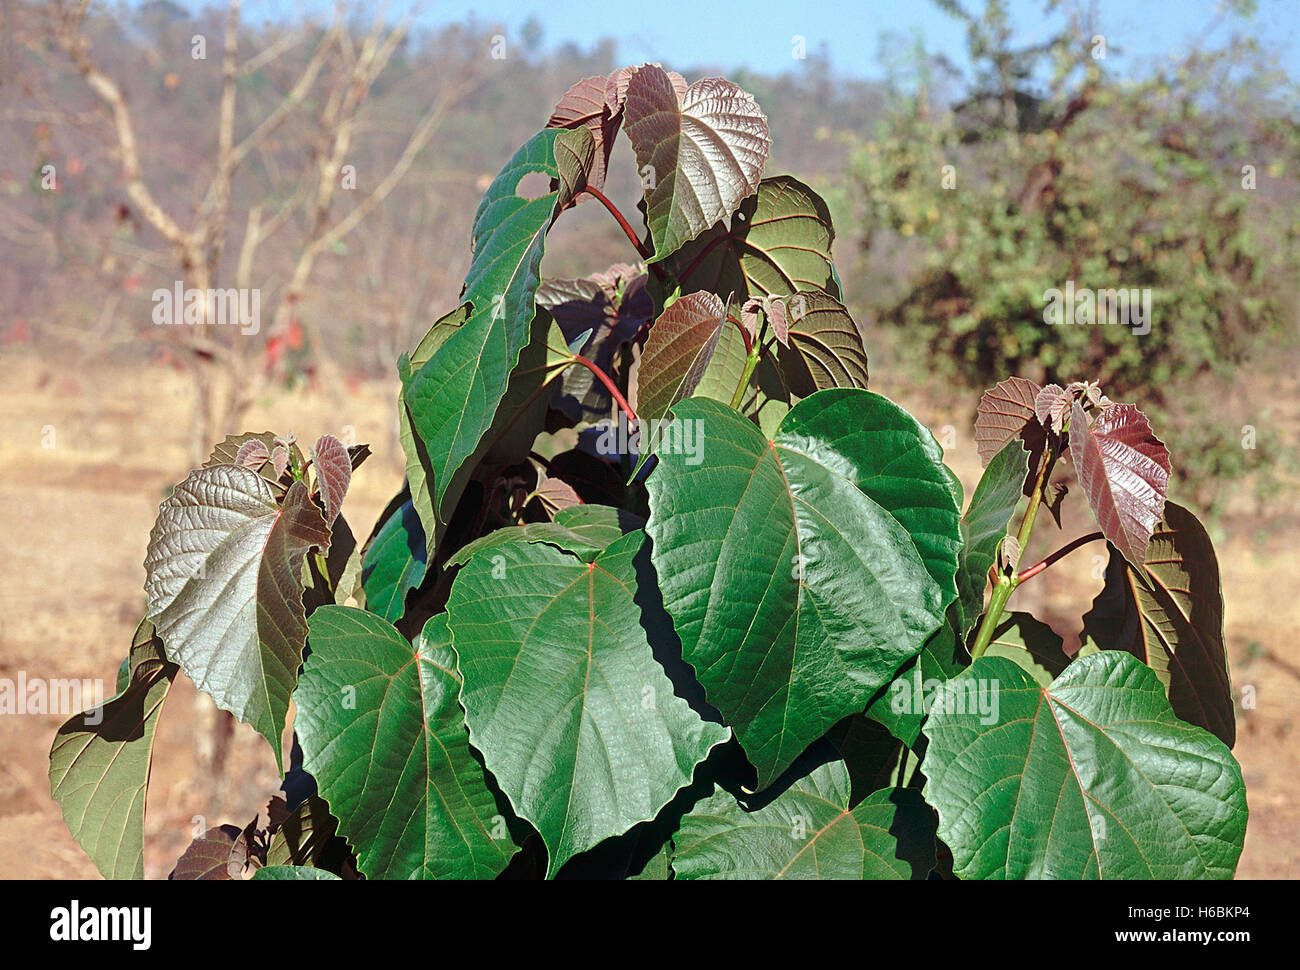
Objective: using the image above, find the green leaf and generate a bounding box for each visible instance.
[360,499,426,623]
[445,531,730,877]
[779,389,960,601]
[827,715,925,804]
[623,65,771,259]
[49,620,178,880]
[143,469,331,769]
[646,392,953,789]
[666,176,839,301]
[445,504,641,569]
[983,611,1068,686]
[265,795,347,871]
[672,762,937,879]
[294,608,518,879]
[955,437,1029,636]
[402,306,574,551]
[921,652,1247,879]
[402,127,593,534]
[252,865,341,881]
[1080,502,1234,747]
[399,304,470,536]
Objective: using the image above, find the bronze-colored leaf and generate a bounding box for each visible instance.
[776,291,869,394]
[312,433,351,526]
[1069,401,1171,566]
[975,376,1042,466]
[637,291,729,424]
[1080,503,1233,747]
[624,64,771,259]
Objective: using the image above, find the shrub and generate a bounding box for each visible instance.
[50,63,1246,880]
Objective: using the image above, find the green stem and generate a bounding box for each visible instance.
[729,347,761,411]
[968,444,1057,661]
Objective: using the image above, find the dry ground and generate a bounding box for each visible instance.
[0,352,1295,878]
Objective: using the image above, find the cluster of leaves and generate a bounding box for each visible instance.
[851,0,1300,510]
[51,63,1246,880]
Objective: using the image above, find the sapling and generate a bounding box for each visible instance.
[50,64,1245,881]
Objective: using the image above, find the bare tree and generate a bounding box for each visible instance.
[48,0,483,465]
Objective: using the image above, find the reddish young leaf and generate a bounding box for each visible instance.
[637,291,728,423]
[624,64,771,258]
[534,472,584,518]
[975,376,1042,466]
[169,824,250,880]
[312,434,351,526]
[547,75,621,199]
[1069,400,1171,566]
[1034,383,1070,434]
[235,439,271,470]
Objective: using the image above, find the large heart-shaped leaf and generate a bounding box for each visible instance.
[646,392,954,790]
[294,608,518,879]
[624,64,771,259]
[143,468,330,768]
[1080,502,1233,747]
[921,652,1247,879]
[1069,401,1171,566]
[672,763,936,879]
[49,620,178,880]
[445,530,729,877]
[637,291,729,424]
[665,175,839,301]
[402,127,593,534]
[954,438,1029,636]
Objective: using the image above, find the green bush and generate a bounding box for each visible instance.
[852,0,1300,509]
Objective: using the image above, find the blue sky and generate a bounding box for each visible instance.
[239,0,1299,81]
